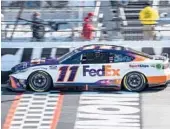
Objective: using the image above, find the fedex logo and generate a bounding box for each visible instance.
[83,65,120,77]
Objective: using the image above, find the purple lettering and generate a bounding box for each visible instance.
[83,65,105,77]
[97,66,105,76]
[83,65,90,76]
[89,69,96,76]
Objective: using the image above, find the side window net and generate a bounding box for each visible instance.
[82,52,109,64]
[62,54,81,64]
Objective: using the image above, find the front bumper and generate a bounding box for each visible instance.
[7,76,26,92]
[166,80,170,85]
[166,74,170,85]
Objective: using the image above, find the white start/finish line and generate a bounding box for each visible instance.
[74,92,141,129]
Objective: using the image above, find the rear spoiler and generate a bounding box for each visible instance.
[161,53,169,62]
[153,53,169,62]
[161,53,169,59]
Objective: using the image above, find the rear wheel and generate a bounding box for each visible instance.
[123,72,147,92]
[28,71,52,92]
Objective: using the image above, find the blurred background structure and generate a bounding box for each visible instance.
[1,0,170,42]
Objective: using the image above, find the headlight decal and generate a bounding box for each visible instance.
[11,62,29,73]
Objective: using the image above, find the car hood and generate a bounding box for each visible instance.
[29,58,59,66]
[11,58,59,73]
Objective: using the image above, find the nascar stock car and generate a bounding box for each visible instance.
[8,44,170,92]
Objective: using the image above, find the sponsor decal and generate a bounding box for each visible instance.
[31,59,46,65]
[32,67,47,70]
[150,64,156,68]
[49,65,57,69]
[151,64,163,70]
[83,65,120,77]
[151,64,165,70]
[156,64,162,70]
[129,64,149,68]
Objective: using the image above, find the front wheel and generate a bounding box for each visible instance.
[123,72,147,92]
[28,71,52,92]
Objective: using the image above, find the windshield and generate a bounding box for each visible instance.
[58,49,79,63]
[127,48,153,59]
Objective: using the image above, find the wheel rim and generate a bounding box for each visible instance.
[127,74,142,88]
[30,73,48,90]
[125,73,145,91]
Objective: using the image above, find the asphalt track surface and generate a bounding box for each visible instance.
[1,84,170,129]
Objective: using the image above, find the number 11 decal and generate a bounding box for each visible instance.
[57,66,79,82]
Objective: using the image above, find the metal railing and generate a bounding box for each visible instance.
[1,2,170,41]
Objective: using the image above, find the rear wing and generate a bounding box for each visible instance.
[161,53,170,62]
[153,53,169,62]
[161,53,169,59]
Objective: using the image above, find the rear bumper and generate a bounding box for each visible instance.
[166,74,170,84]
[7,76,26,92]
[166,80,170,85]
[148,74,170,87]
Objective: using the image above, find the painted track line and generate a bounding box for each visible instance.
[2,92,64,129]
[74,92,141,129]
[50,94,64,129]
[3,94,22,129]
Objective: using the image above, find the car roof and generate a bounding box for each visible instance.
[79,44,126,51]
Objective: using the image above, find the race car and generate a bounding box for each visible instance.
[8,44,170,92]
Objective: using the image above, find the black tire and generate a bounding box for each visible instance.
[28,71,52,92]
[123,72,147,92]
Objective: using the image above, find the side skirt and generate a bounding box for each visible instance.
[53,83,121,91]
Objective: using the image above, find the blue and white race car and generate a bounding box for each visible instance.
[8,44,170,92]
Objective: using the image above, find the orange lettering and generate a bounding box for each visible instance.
[105,65,120,76]
[112,69,120,76]
[105,65,112,76]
